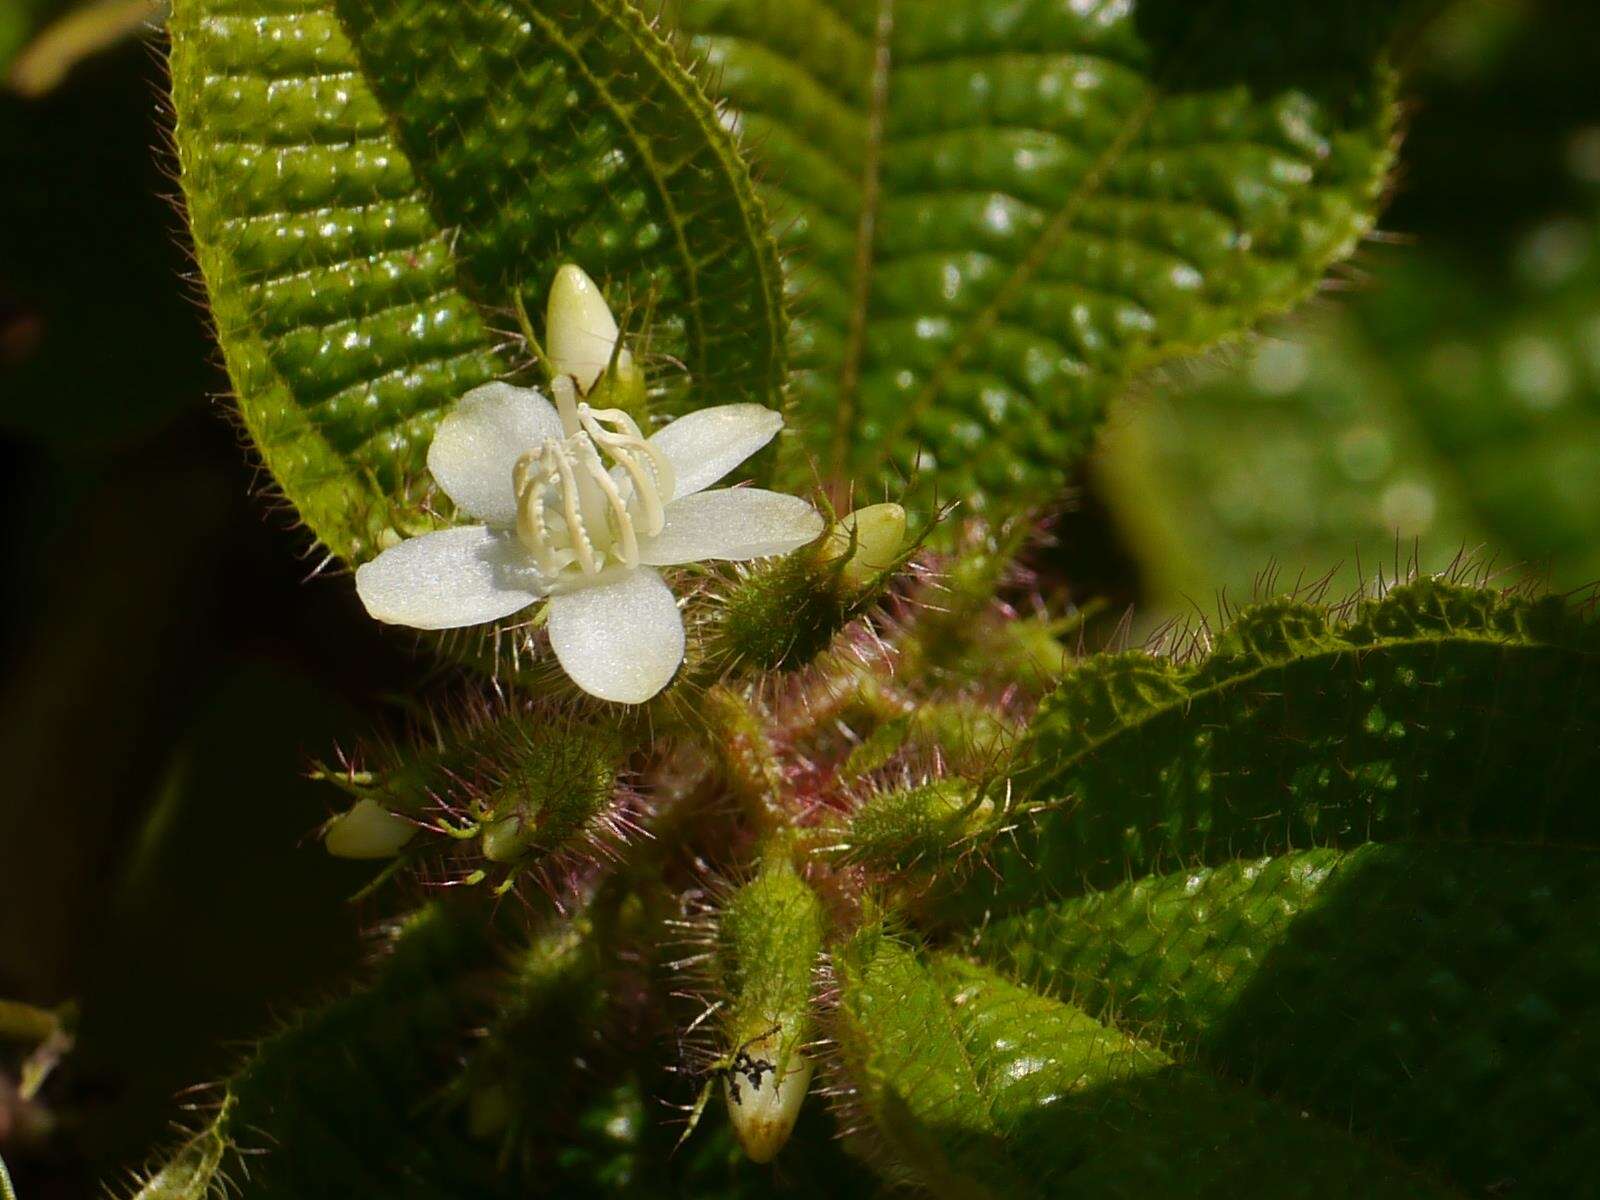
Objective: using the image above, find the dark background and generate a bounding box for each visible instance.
[2,0,1597,1194]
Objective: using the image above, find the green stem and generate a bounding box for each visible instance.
[0,1000,57,1045]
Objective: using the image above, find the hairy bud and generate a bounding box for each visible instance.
[476,724,624,865]
[712,847,824,1162]
[700,504,911,676]
[837,779,998,874]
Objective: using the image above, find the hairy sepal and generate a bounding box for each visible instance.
[711,845,826,1162]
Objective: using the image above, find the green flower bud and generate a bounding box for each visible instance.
[476,726,622,865]
[839,779,997,874]
[713,848,824,1162]
[700,503,910,676]
[821,502,908,592]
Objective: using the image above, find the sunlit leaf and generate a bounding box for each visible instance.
[168,0,785,560]
[667,0,1409,518]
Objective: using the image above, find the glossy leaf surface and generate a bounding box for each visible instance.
[668,0,1404,515]
[168,0,785,560]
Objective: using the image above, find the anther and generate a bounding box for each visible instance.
[550,443,599,574]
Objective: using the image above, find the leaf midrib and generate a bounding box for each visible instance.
[829,0,894,478]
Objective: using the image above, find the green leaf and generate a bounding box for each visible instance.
[970,843,1600,1195]
[130,901,513,1199]
[950,577,1599,919]
[1092,315,1497,613]
[833,927,1453,1198]
[1096,217,1600,613]
[666,0,1404,517]
[168,0,785,561]
[911,575,1600,1197]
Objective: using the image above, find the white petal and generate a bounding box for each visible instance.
[639,489,823,565]
[648,404,783,498]
[548,263,625,393]
[427,382,564,524]
[355,527,545,630]
[546,568,685,703]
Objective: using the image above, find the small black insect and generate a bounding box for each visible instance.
[676,1023,793,1152]
[713,1023,780,1108]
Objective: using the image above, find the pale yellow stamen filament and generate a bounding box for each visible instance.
[576,437,639,566]
[578,404,675,536]
[550,440,598,574]
[512,399,672,580]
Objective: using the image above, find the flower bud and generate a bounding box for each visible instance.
[700,502,910,676]
[324,798,416,859]
[547,263,632,394]
[475,723,622,865]
[713,848,824,1162]
[821,502,907,591]
[721,1030,814,1164]
[839,779,995,874]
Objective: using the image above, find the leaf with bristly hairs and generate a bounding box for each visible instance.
[664,0,1416,520]
[168,0,786,561]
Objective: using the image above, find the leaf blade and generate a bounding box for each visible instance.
[669,0,1404,516]
[947,578,1600,921]
[169,0,786,561]
[833,928,1457,1198]
[970,843,1600,1195]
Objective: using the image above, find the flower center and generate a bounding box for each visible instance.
[512,376,674,579]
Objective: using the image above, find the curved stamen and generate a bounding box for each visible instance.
[549,441,598,574]
[512,398,676,580]
[574,436,639,567]
[515,443,563,577]
[578,404,675,537]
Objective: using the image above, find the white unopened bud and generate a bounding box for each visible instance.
[547,263,632,394]
[324,798,415,859]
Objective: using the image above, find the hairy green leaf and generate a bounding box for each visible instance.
[834,928,1452,1198]
[949,577,1599,919]
[898,575,1600,1199]
[168,0,785,561]
[666,0,1404,516]
[971,843,1600,1195]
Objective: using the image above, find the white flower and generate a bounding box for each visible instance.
[355,265,823,704]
